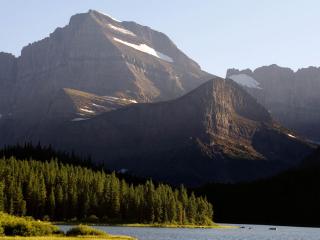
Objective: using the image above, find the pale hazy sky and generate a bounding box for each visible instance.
[1,0,319,77]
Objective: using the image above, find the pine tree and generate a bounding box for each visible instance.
[79,191,90,219]
[0,156,214,225]
[48,188,56,219]
[176,202,184,225]
[120,180,129,219]
[25,176,35,216]
[13,184,26,216]
[187,193,197,224]
[37,175,47,217]
[153,191,163,223]
[0,181,4,211]
[145,181,155,223]
[55,184,64,218]
[109,173,120,219]
[168,196,177,223]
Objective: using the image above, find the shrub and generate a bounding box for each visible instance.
[0,212,58,236]
[28,221,59,236]
[66,225,107,236]
[86,214,99,223]
[0,225,4,235]
[4,222,31,236]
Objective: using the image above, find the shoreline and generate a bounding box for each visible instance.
[54,222,237,229]
[0,236,136,240]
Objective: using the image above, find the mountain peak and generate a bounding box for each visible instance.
[1,9,211,123]
[66,10,121,34]
[24,76,312,185]
[185,77,272,123]
[88,9,121,22]
[226,64,320,142]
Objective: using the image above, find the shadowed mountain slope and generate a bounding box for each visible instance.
[7,77,312,185]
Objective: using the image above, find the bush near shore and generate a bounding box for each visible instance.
[0,212,59,236]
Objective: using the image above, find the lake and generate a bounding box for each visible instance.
[59,224,320,240]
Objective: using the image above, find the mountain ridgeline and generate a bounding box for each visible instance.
[2,77,313,185]
[227,65,320,142]
[0,10,211,120]
[0,10,316,186]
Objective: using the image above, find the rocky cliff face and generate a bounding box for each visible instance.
[5,77,312,185]
[0,10,212,145]
[12,10,210,116]
[0,52,16,115]
[227,65,320,142]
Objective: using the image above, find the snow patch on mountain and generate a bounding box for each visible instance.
[95,10,121,22]
[79,108,95,114]
[104,96,138,103]
[92,103,106,108]
[113,38,173,63]
[108,24,136,36]
[229,74,262,89]
[287,133,296,139]
[71,118,89,121]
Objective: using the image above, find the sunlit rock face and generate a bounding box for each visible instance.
[13,10,211,114]
[0,10,211,146]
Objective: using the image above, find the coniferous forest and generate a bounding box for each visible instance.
[0,152,213,225]
[197,148,320,226]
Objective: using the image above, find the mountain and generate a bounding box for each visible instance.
[0,10,212,126]
[226,65,320,142]
[0,52,16,115]
[2,77,312,185]
[302,146,320,167]
[0,9,213,149]
[0,11,314,185]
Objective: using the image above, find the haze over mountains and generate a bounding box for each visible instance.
[0,10,317,185]
[227,65,320,142]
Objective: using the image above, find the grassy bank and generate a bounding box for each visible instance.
[0,236,134,240]
[113,223,235,229]
[55,222,236,229]
[0,212,135,240]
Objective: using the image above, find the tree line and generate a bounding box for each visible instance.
[196,147,320,226]
[0,157,213,225]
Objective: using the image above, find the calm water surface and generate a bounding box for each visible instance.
[59,224,320,240]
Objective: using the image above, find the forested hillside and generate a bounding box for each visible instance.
[0,157,213,225]
[0,144,92,168]
[196,148,320,226]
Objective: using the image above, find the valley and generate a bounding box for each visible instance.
[1,4,320,239]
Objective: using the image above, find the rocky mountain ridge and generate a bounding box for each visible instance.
[1,77,312,185]
[227,64,320,142]
[0,11,315,185]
